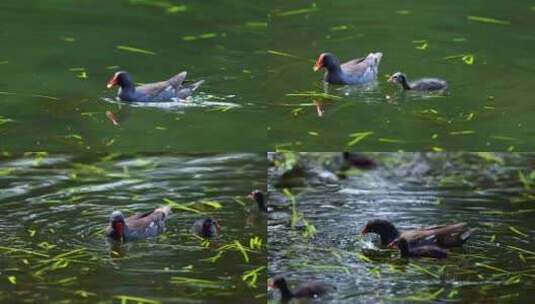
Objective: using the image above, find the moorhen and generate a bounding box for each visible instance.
[248,190,267,212]
[313,52,383,85]
[269,275,332,301]
[398,238,448,259]
[362,219,474,248]
[106,206,171,242]
[192,218,220,238]
[342,152,377,170]
[106,70,204,102]
[388,72,448,92]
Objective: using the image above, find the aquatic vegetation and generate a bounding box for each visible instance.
[347,131,374,147]
[467,15,511,25]
[116,45,156,55]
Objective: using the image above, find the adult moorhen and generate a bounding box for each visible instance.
[106,206,171,242]
[192,217,220,238]
[269,275,332,302]
[248,190,267,212]
[107,70,204,102]
[362,219,474,248]
[388,72,448,92]
[398,238,448,259]
[313,52,383,85]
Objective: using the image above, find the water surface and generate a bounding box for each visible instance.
[268,153,535,303]
[0,153,267,303]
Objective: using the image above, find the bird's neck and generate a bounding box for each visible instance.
[119,84,136,98]
[399,244,410,258]
[279,283,294,300]
[257,198,267,212]
[381,227,400,246]
[401,78,412,90]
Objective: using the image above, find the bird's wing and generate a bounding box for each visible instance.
[126,207,171,229]
[401,223,467,242]
[340,57,366,74]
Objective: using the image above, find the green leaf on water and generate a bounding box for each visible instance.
[241,266,265,288]
[166,5,187,14]
[509,226,528,238]
[61,37,76,42]
[114,295,160,304]
[330,25,348,31]
[443,54,475,65]
[0,116,14,125]
[164,198,203,214]
[267,50,302,60]
[276,6,319,17]
[467,15,510,25]
[7,276,16,285]
[450,130,475,135]
[117,45,156,55]
[198,200,222,209]
[246,21,267,28]
[347,131,373,147]
[308,131,319,136]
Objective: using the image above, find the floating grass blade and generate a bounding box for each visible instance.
[117,45,156,55]
[164,198,203,214]
[275,6,319,17]
[114,295,160,304]
[467,15,510,25]
[347,131,373,147]
[241,266,265,288]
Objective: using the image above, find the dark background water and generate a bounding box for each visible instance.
[268,153,535,303]
[0,153,267,303]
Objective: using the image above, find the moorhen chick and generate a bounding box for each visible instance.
[106,206,171,242]
[107,70,204,102]
[398,238,448,259]
[192,218,220,238]
[269,275,332,302]
[388,72,448,92]
[248,190,267,212]
[313,52,383,85]
[342,152,377,170]
[362,219,474,248]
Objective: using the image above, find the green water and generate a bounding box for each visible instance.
[1,0,534,151]
[267,0,535,151]
[0,153,267,303]
[268,153,535,303]
[0,0,268,151]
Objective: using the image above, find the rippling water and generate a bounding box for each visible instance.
[268,153,535,303]
[0,153,267,303]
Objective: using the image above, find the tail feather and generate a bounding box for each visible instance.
[189,80,205,92]
[167,71,187,89]
[156,206,172,218]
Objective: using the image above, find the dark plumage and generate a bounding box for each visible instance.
[106,206,171,242]
[107,70,204,102]
[342,152,377,170]
[270,275,332,301]
[388,72,448,91]
[248,190,267,212]
[192,218,220,238]
[362,219,474,248]
[398,238,448,259]
[313,52,382,85]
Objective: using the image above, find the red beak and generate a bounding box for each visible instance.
[313,54,325,72]
[113,221,125,239]
[361,227,369,234]
[107,74,119,88]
